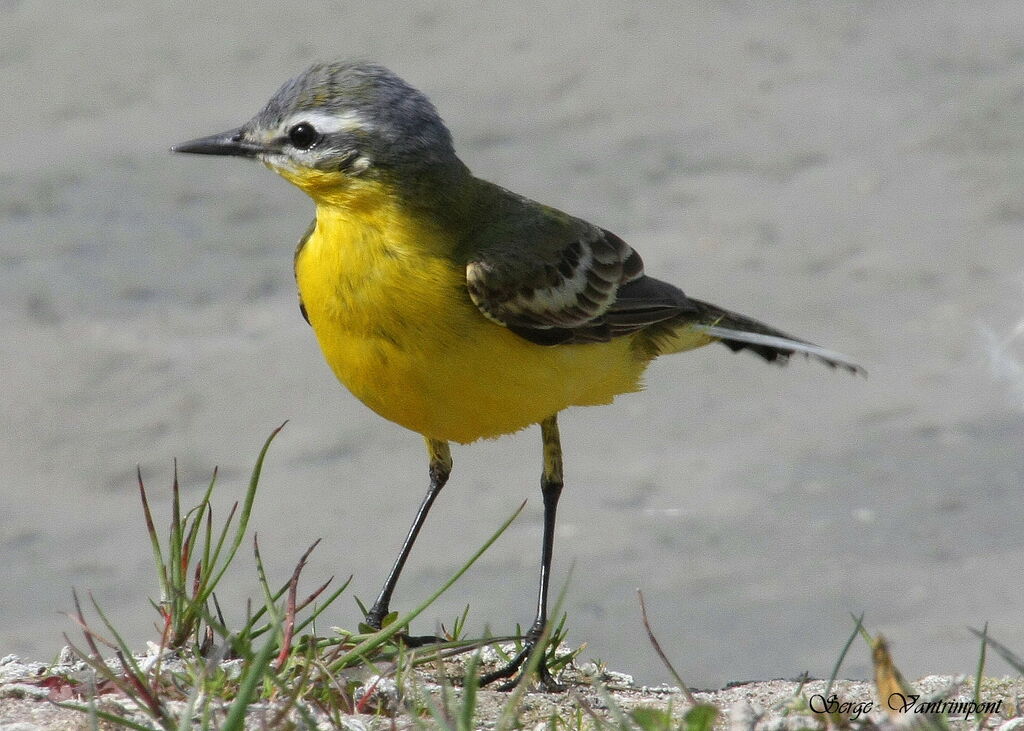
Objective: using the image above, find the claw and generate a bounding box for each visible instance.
[479,639,564,691]
[402,633,448,648]
[361,612,446,648]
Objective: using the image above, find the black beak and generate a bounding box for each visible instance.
[171,127,264,158]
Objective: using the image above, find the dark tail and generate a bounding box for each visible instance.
[687,298,865,374]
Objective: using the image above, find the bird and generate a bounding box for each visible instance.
[173,61,862,689]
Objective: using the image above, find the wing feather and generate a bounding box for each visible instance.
[461,182,862,372]
[466,224,642,333]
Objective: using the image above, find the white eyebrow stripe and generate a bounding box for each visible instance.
[283,110,372,135]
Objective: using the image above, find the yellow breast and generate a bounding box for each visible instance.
[294,197,647,444]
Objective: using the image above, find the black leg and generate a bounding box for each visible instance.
[481,414,564,690]
[365,438,452,630]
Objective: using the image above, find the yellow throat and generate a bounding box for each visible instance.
[292,175,646,443]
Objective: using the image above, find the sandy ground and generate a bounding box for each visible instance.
[2,1,1024,690]
[3,650,1023,730]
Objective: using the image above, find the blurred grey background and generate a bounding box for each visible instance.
[2,1,1023,687]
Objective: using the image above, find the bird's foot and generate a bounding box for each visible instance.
[401,632,448,648]
[365,625,448,648]
[362,603,392,634]
[479,627,564,692]
[362,609,447,648]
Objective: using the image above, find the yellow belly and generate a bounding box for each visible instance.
[294,210,647,443]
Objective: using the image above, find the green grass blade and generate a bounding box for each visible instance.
[221,624,280,731]
[85,594,147,677]
[234,576,291,639]
[252,535,281,623]
[137,468,170,605]
[973,621,988,730]
[458,651,481,731]
[201,424,285,603]
[292,576,352,636]
[197,466,219,569]
[197,499,236,604]
[170,460,182,564]
[968,626,1024,674]
[826,613,864,700]
[974,622,987,694]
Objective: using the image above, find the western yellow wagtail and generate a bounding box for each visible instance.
[174,61,862,688]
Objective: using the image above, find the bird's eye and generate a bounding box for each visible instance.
[287,122,320,150]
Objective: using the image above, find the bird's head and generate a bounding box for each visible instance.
[173,61,463,201]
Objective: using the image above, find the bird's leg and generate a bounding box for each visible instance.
[481,414,564,690]
[364,438,452,638]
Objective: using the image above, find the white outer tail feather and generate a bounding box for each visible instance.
[694,324,865,375]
